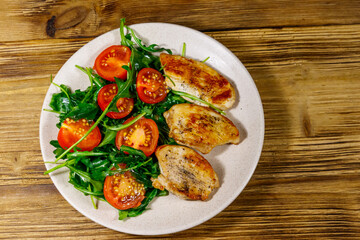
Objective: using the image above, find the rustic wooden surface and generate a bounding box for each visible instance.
[1,0,360,239]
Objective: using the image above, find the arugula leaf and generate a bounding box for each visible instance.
[49,140,66,159]
[67,165,103,192]
[49,85,72,113]
[118,210,129,220]
[120,18,133,48]
[131,47,162,72]
[120,145,146,159]
[48,75,102,128]
[97,128,118,147]
[69,179,104,196]
[65,102,99,120]
[126,26,172,54]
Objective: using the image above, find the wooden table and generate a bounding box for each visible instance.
[1,1,360,239]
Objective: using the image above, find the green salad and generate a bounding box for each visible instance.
[44,19,221,220]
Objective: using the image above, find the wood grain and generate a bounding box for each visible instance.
[1,0,360,41]
[1,1,360,239]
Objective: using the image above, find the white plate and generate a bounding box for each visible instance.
[39,23,264,235]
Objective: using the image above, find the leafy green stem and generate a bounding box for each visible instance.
[171,90,226,115]
[71,182,104,196]
[164,74,176,87]
[202,56,210,63]
[105,112,146,131]
[81,71,94,103]
[44,159,76,175]
[111,158,153,174]
[51,75,72,106]
[159,63,167,72]
[75,65,104,88]
[89,185,98,209]
[43,109,61,114]
[120,18,135,48]
[182,42,186,57]
[67,151,109,158]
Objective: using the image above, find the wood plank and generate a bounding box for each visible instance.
[1,0,360,41]
[0,39,87,81]
[1,24,360,238]
[0,184,359,239]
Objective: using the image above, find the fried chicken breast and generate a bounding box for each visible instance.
[164,103,240,154]
[152,145,219,201]
[160,53,236,110]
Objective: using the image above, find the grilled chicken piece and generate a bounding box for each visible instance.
[152,145,219,201]
[164,103,240,154]
[160,53,236,110]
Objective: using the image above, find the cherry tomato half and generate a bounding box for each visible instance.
[136,68,168,104]
[97,84,134,119]
[104,164,145,210]
[57,118,101,151]
[115,117,159,157]
[94,45,131,81]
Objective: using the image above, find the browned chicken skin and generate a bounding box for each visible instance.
[164,103,240,154]
[160,53,236,110]
[152,145,219,201]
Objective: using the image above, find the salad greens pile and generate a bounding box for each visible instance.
[44,19,188,220]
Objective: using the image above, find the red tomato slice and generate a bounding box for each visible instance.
[115,117,159,156]
[57,118,101,151]
[104,164,145,210]
[136,68,168,104]
[97,84,134,119]
[93,45,131,81]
